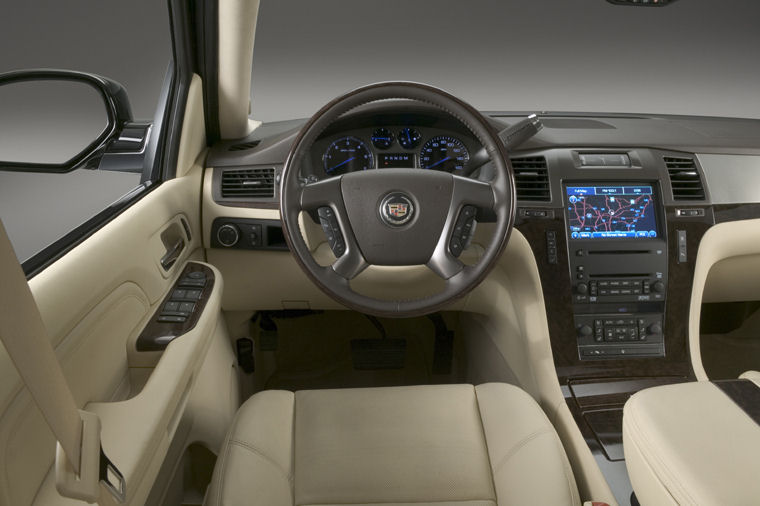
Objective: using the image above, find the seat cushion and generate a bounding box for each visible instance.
[206,383,578,506]
[623,381,760,506]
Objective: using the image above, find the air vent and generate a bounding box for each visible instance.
[227,140,261,152]
[512,156,550,201]
[664,157,705,200]
[221,167,276,199]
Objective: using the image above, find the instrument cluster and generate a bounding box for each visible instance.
[315,126,475,178]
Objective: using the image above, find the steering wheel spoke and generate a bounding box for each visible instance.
[331,239,368,280]
[427,248,465,280]
[452,175,495,215]
[300,177,342,211]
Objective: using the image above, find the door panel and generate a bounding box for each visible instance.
[0,163,208,505]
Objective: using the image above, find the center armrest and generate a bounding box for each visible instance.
[622,380,760,505]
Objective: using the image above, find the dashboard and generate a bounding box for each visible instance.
[206,107,760,368]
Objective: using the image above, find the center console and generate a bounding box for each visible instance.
[565,183,667,360]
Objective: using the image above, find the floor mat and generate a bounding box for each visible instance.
[256,311,461,391]
[701,304,760,379]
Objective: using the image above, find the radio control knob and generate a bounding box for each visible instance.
[647,323,663,335]
[578,325,593,337]
[576,282,589,295]
[652,281,665,293]
[217,224,240,247]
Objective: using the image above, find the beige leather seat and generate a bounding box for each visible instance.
[623,380,760,505]
[206,383,579,506]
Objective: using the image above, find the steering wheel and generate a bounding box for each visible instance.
[280,82,515,317]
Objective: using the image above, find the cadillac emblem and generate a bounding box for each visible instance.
[380,192,415,226]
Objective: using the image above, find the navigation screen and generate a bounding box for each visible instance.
[566,185,658,239]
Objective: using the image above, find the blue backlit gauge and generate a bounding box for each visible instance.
[323,136,373,176]
[371,128,394,150]
[419,136,470,172]
[398,128,422,149]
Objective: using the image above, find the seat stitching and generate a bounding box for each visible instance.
[301,500,497,505]
[626,399,697,505]
[491,428,553,475]
[292,395,297,506]
[229,439,294,483]
[551,428,581,505]
[215,415,241,506]
[472,386,498,502]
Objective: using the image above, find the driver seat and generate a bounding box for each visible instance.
[205,383,580,505]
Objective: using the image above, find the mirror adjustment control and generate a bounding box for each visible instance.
[217,224,240,247]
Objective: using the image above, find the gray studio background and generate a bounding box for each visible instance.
[2,0,759,263]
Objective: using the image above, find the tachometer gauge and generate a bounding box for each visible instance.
[323,136,373,176]
[419,136,470,172]
[371,128,394,150]
[398,128,422,149]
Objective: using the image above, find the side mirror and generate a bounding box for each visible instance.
[0,69,149,173]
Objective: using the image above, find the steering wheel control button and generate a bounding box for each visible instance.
[217,223,240,247]
[379,193,415,227]
[318,206,346,257]
[449,205,477,257]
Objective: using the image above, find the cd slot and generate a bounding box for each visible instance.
[589,273,649,279]
[587,250,653,255]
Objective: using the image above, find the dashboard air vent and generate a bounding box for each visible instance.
[221,167,276,199]
[664,157,705,200]
[512,156,550,201]
[227,140,261,152]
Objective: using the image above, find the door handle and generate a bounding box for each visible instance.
[160,238,185,270]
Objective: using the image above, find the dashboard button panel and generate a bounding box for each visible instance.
[576,313,664,360]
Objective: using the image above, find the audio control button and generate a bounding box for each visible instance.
[576,283,589,295]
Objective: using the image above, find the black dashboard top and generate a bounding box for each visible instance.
[208,108,760,170]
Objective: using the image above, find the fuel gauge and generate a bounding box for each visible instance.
[371,128,394,150]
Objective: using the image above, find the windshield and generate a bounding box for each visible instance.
[250,0,759,122]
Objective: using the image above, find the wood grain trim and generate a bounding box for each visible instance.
[713,379,760,426]
[135,262,215,352]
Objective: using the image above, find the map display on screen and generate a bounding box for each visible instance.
[566,185,658,239]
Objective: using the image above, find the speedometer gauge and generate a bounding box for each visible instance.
[323,136,373,176]
[419,136,469,172]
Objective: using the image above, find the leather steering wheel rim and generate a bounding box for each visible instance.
[280,81,515,317]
